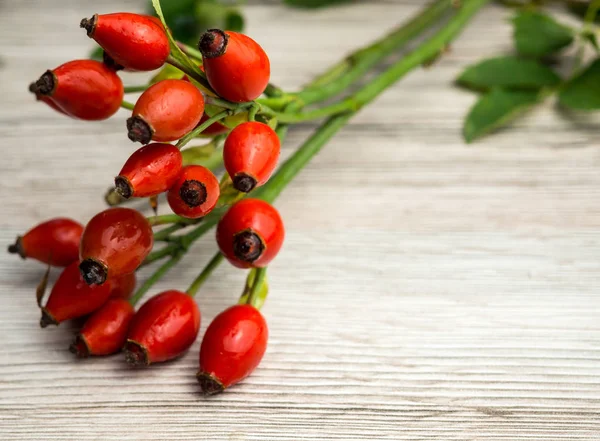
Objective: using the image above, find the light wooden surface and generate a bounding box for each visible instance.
[1,1,600,439]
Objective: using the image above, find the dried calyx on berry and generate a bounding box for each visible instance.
[232,174,258,193]
[126,116,154,144]
[114,176,133,199]
[79,13,98,36]
[198,29,229,58]
[30,71,56,96]
[179,180,207,207]
[79,258,108,286]
[233,230,265,263]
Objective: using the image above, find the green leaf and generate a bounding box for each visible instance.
[559,58,600,110]
[512,11,574,57]
[463,88,543,143]
[224,8,245,32]
[238,269,269,310]
[283,0,353,7]
[149,64,185,84]
[457,56,561,91]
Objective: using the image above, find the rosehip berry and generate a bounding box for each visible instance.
[127,79,205,144]
[124,290,200,365]
[79,208,153,286]
[8,218,83,267]
[40,261,112,328]
[69,298,135,357]
[216,199,284,268]
[29,83,68,115]
[223,122,280,193]
[80,13,169,72]
[115,143,183,199]
[198,29,270,102]
[197,304,268,395]
[29,60,123,120]
[167,165,220,219]
[109,272,137,300]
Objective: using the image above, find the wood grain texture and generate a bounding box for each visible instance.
[1,1,599,440]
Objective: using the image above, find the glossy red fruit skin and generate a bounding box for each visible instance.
[124,290,200,365]
[197,304,268,394]
[41,261,112,327]
[35,93,68,116]
[115,143,183,199]
[109,272,137,300]
[128,79,205,144]
[8,218,83,267]
[82,13,169,71]
[201,31,270,102]
[32,60,123,120]
[167,165,220,219]
[216,199,285,268]
[79,208,153,286]
[70,298,135,357]
[223,122,280,192]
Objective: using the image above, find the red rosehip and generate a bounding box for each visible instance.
[216,199,284,268]
[8,218,83,267]
[40,261,112,328]
[124,290,200,365]
[115,143,183,199]
[109,272,137,300]
[223,122,280,193]
[198,29,270,102]
[80,13,169,72]
[79,208,153,286]
[69,298,135,357]
[29,84,68,115]
[167,165,220,219]
[127,79,205,144]
[29,60,123,120]
[197,304,268,395]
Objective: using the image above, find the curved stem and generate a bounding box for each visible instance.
[153,224,186,241]
[166,55,212,92]
[276,0,489,124]
[147,214,198,226]
[120,100,135,110]
[141,243,180,266]
[177,42,203,62]
[247,267,267,308]
[124,85,148,94]
[176,111,230,149]
[130,255,182,306]
[186,252,224,297]
[296,0,453,104]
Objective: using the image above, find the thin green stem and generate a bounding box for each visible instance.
[276,0,489,124]
[296,0,453,105]
[584,0,600,23]
[264,83,284,97]
[166,55,212,92]
[130,255,182,306]
[176,111,230,149]
[186,252,225,296]
[248,104,259,122]
[120,100,135,110]
[153,224,186,241]
[147,214,198,226]
[247,267,267,308]
[177,42,203,62]
[141,243,180,266]
[205,95,243,110]
[124,85,148,94]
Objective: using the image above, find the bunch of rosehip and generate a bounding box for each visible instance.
[13,12,285,395]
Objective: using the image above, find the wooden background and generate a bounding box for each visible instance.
[1,0,599,439]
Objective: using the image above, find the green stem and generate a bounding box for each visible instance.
[176,111,230,149]
[247,267,267,308]
[204,95,243,110]
[120,100,135,110]
[177,42,203,62]
[147,214,198,226]
[186,252,224,296]
[153,224,186,241]
[277,0,489,124]
[296,0,453,105]
[584,0,600,23]
[166,55,212,92]
[124,85,148,94]
[130,255,182,306]
[141,243,180,266]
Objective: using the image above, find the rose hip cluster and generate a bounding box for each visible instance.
[14,11,285,395]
